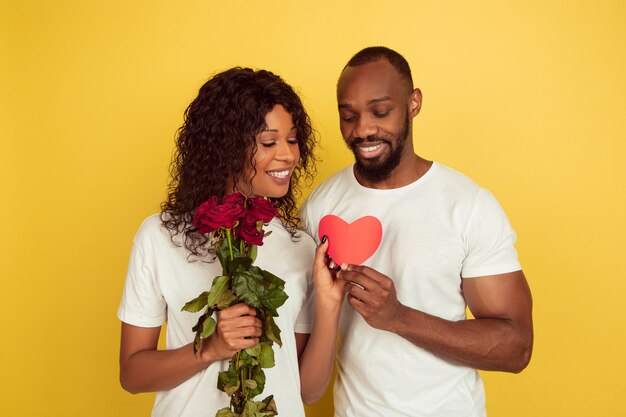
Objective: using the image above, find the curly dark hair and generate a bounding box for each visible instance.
[160,67,317,257]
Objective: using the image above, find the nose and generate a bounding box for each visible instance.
[276,140,297,163]
[353,116,377,139]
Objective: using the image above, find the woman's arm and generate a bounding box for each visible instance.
[119,303,262,393]
[296,239,344,405]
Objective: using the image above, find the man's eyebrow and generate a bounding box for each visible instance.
[367,96,391,105]
[338,96,392,109]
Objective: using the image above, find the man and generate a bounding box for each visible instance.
[301,46,533,417]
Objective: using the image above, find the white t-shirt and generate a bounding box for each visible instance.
[117,215,315,417]
[301,162,522,417]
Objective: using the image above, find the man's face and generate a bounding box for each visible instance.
[337,59,417,183]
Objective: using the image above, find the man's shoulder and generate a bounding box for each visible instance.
[432,162,481,188]
[428,161,488,200]
[305,165,354,203]
[315,165,354,188]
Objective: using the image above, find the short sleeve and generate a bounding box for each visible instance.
[461,189,522,278]
[117,233,167,327]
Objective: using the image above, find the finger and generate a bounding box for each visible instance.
[314,235,330,265]
[230,324,263,339]
[345,281,371,302]
[346,294,366,312]
[224,335,260,351]
[238,337,260,350]
[221,324,262,341]
[338,269,378,292]
[313,236,331,276]
[345,264,388,282]
[218,303,257,319]
[220,315,262,330]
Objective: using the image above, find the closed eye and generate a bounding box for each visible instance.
[373,111,390,118]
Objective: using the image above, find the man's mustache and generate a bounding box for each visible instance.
[350,136,390,146]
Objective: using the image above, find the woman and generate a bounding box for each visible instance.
[117,68,343,417]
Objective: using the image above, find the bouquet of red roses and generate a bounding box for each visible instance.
[182,192,288,417]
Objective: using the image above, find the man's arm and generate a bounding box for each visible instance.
[339,266,533,373]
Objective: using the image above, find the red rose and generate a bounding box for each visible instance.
[248,197,278,223]
[222,192,246,207]
[193,197,219,234]
[194,200,244,234]
[238,212,264,246]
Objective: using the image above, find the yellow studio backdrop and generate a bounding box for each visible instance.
[2,0,625,416]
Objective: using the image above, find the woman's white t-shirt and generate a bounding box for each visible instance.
[118,215,315,417]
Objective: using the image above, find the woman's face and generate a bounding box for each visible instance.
[242,104,300,198]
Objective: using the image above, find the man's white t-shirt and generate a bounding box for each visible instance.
[301,162,522,417]
[118,215,315,417]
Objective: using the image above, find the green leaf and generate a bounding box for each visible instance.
[192,312,210,353]
[228,256,253,273]
[260,269,285,289]
[181,291,209,312]
[229,236,243,258]
[216,237,231,271]
[258,342,275,369]
[201,316,216,339]
[245,379,257,389]
[232,270,264,308]
[216,408,237,417]
[191,312,207,333]
[243,401,258,417]
[206,275,230,307]
[245,343,261,358]
[264,315,282,347]
[217,289,237,309]
[216,237,243,272]
[193,333,201,354]
[217,368,240,396]
[261,288,288,311]
[248,366,266,397]
[260,395,278,415]
[238,349,257,366]
[248,244,257,262]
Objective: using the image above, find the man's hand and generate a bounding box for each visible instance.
[338,264,403,331]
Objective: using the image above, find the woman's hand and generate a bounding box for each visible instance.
[313,236,346,309]
[199,303,262,363]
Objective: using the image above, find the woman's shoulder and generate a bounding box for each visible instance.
[132,213,175,248]
[135,213,164,235]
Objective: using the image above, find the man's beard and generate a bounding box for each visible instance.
[350,114,411,184]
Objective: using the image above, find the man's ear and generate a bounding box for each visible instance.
[409,88,422,117]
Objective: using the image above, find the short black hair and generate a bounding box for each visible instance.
[343,46,413,90]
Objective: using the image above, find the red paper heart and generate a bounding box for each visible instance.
[318,215,383,265]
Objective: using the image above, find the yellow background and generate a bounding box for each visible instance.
[2,1,625,416]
